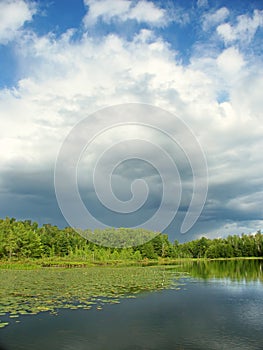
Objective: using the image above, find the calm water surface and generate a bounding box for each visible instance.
[1,260,263,350]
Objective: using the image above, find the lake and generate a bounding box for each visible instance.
[1,260,263,350]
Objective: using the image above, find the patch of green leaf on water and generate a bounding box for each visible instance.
[0,266,183,327]
[0,322,9,328]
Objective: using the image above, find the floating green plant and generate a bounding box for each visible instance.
[0,266,183,328]
[0,322,9,328]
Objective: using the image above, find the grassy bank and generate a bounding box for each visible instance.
[1,256,262,269]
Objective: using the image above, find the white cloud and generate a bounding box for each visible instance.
[128,0,165,24]
[83,0,130,26]
[202,7,229,30]
[83,0,166,27]
[164,4,190,26]
[2,31,261,158]
[0,2,263,237]
[231,69,263,121]
[0,0,36,44]
[216,23,235,43]
[1,24,261,173]
[217,9,263,44]
[217,47,245,77]
[197,0,208,8]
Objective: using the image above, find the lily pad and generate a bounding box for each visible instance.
[0,265,182,327]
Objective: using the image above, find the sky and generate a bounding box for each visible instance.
[0,0,263,243]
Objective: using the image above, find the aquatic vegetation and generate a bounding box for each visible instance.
[0,266,182,328]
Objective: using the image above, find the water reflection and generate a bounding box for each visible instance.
[178,259,263,282]
[1,260,263,350]
[2,273,263,350]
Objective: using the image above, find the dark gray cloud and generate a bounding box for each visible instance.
[0,0,262,242]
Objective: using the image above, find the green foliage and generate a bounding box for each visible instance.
[0,217,262,261]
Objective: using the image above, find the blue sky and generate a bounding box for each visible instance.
[1,0,262,87]
[0,0,263,242]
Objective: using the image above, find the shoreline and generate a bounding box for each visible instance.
[1,256,262,269]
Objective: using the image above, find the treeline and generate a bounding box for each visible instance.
[0,217,262,260]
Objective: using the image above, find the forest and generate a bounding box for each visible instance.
[0,217,262,261]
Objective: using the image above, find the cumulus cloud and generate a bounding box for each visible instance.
[0,0,36,44]
[0,1,263,238]
[83,0,166,27]
[217,9,263,44]
[216,47,245,77]
[202,7,229,30]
